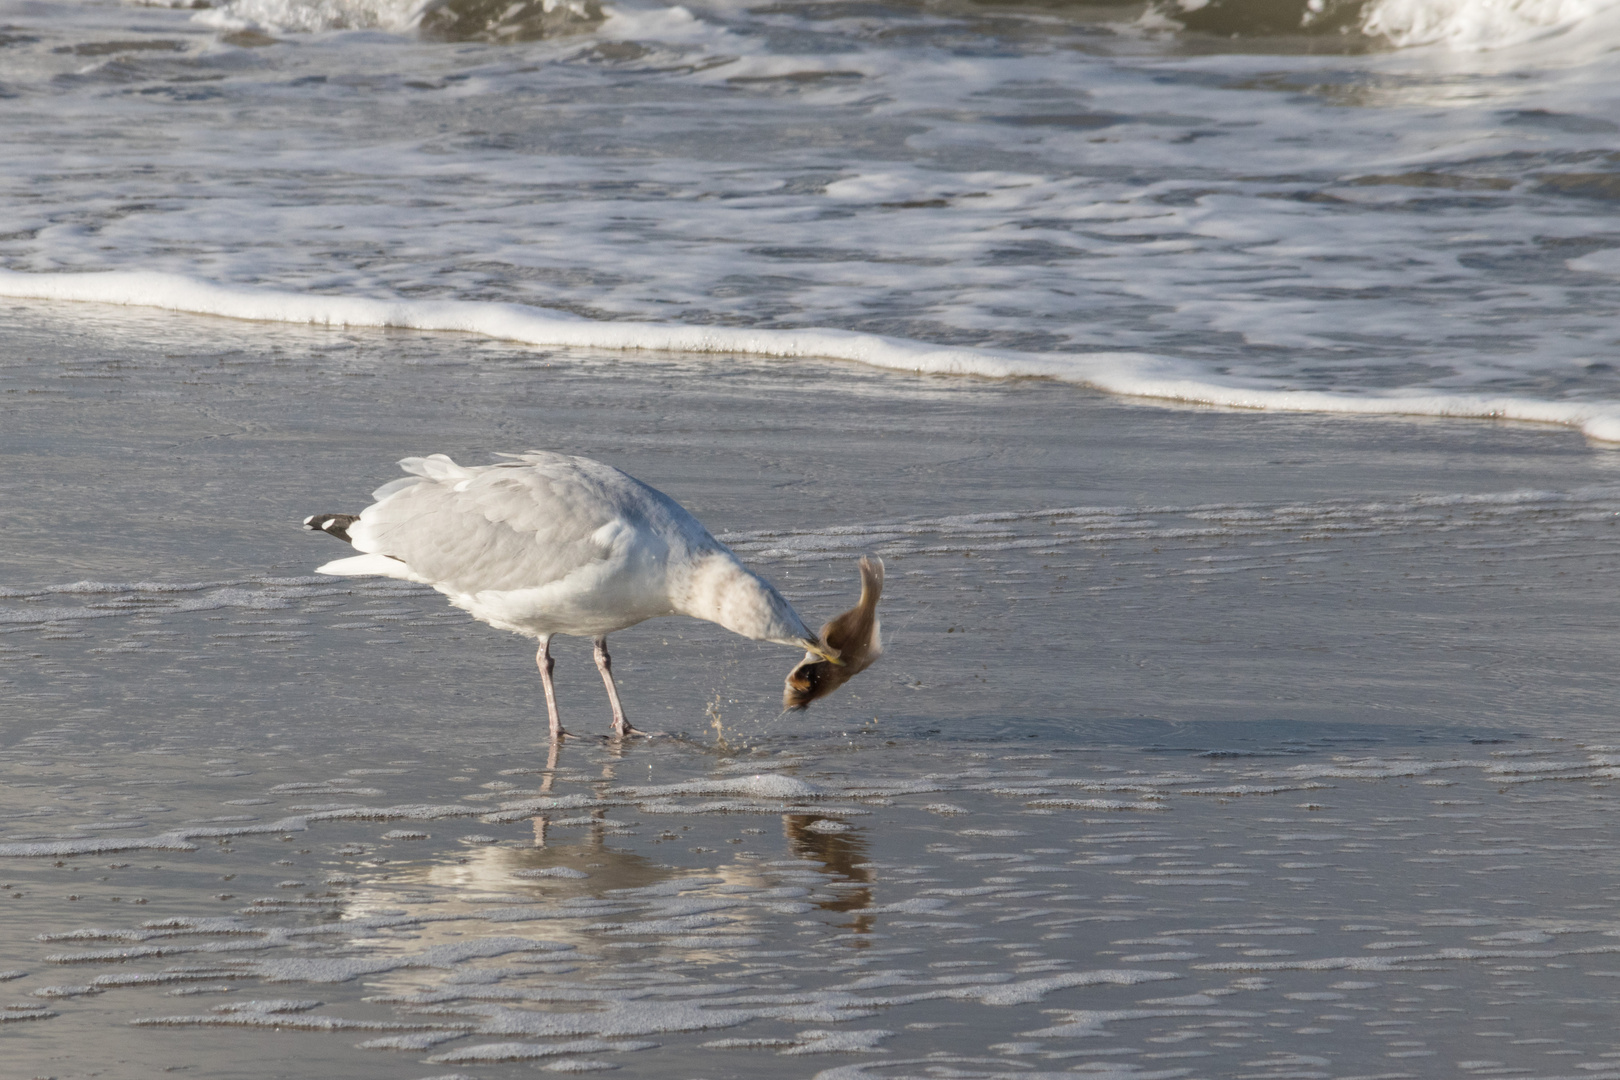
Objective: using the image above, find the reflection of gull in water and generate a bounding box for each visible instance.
[416,742,876,951]
[305,451,879,739]
[784,814,874,934]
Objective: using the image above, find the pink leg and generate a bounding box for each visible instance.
[536,635,566,740]
[532,737,561,845]
[594,636,635,738]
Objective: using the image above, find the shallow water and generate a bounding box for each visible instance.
[6,305,1620,1077]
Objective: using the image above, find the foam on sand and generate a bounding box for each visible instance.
[612,775,828,800]
[4,269,1620,443]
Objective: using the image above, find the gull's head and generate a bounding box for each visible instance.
[783,556,884,711]
[783,652,832,710]
[783,637,842,710]
[802,639,843,666]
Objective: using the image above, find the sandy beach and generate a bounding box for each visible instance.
[5,300,1620,1077]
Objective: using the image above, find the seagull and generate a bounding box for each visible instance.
[304,451,877,740]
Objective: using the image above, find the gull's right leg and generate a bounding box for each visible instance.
[536,635,567,740]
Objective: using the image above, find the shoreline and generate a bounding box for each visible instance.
[7,268,1620,444]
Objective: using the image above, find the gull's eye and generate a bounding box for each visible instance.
[788,663,821,693]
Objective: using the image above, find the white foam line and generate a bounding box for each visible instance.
[6,269,1620,443]
[0,802,523,858]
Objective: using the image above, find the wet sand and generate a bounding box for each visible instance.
[5,299,1620,1078]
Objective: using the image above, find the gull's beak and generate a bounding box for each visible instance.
[802,639,844,666]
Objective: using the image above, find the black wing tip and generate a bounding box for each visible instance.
[304,513,360,544]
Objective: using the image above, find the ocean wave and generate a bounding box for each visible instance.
[184,0,427,33]
[169,0,1620,50]
[184,0,603,39]
[5,269,1620,443]
[1359,0,1620,47]
[1148,0,1619,48]
[1160,0,1370,40]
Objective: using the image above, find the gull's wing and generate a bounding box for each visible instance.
[344,452,697,596]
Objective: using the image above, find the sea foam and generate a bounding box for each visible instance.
[174,0,1620,51]
[1360,0,1620,48]
[5,269,1620,443]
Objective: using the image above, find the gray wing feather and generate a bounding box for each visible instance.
[348,453,691,596]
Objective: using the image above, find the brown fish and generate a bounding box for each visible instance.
[783,556,884,710]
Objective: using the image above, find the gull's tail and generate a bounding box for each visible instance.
[304,512,415,578]
[304,513,360,544]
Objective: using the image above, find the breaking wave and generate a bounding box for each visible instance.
[6,269,1620,444]
[153,0,1620,49]
[187,0,605,41]
[1161,0,1620,48]
[1359,0,1620,47]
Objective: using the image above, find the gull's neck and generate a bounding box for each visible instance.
[672,550,812,646]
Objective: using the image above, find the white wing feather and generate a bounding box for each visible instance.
[316,451,814,645]
[337,452,708,636]
[316,553,423,580]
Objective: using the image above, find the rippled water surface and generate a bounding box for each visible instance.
[6,306,1620,1077]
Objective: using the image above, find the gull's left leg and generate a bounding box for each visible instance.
[593,635,635,737]
[536,635,567,741]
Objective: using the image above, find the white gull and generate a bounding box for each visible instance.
[305,451,875,739]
